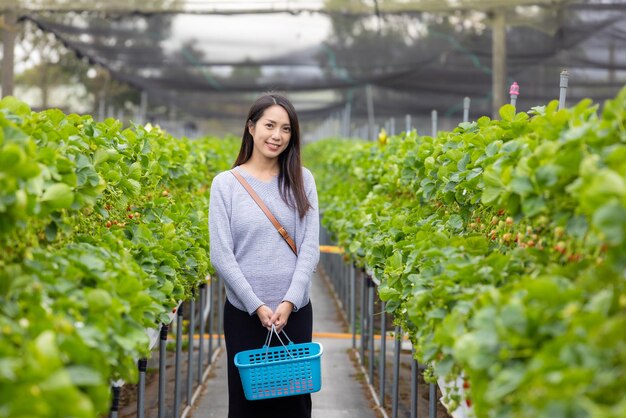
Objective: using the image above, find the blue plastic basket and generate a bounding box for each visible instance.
[234,329,323,401]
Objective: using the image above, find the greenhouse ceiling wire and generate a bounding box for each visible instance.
[9,0,626,122]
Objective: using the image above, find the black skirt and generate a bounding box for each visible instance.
[224,299,313,418]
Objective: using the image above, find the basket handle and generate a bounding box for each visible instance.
[262,325,296,362]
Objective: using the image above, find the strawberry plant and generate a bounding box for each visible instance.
[0,97,238,417]
[304,87,626,418]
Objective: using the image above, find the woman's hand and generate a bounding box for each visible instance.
[270,301,294,334]
[256,305,274,330]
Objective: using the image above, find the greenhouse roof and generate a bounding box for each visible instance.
[7,0,626,123]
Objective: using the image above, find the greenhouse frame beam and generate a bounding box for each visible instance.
[0,0,588,15]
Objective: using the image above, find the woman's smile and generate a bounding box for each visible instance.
[265,141,281,151]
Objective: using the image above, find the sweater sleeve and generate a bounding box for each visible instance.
[282,169,320,310]
[209,174,265,315]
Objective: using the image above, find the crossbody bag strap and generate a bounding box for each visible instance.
[230,169,298,256]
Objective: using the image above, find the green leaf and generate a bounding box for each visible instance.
[446,214,463,231]
[486,365,525,401]
[66,366,104,386]
[535,164,559,188]
[481,187,501,205]
[566,215,588,240]
[378,285,401,301]
[34,331,61,366]
[45,221,58,241]
[0,143,25,171]
[592,201,626,245]
[40,183,74,210]
[499,104,516,121]
[589,169,625,197]
[529,105,546,115]
[510,176,534,196]
[0,96,31,116]
[78,254,106,271]
[457,153,471,171]
[483,168,503,187]
[485,142,500,157]
[387,251,403,273]
[85,288,113,310]
[522,196,546,216]
[121,178,142,197]
[40,369,73,391]
[499,302,527,335]
[128,162,142,180]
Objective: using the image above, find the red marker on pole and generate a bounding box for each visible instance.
[509,82,520,108]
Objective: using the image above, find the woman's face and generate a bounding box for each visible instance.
[248,105,292,162]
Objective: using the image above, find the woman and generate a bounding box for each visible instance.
[209,93,320,418]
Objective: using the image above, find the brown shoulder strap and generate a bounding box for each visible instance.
[230,169,298,256]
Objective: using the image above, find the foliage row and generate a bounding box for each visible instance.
[0,97,238,418]
[304,88,626,418]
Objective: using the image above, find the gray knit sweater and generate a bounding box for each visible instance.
[209,166,320,315]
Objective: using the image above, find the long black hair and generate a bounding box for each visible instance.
[233,93,311,219]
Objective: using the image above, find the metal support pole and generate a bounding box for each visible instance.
[609,39,615,85]
[198,283,206,385]
[463,97,470,123]
[137,359,147,418]
[343,102,352,137]
[186,298,196,405]
[208,278,214,363]
[174,304,184,417]
[360,271,367,363]
[368,281,375,384]
[140,91,148,125]
[509,82,519,108]
[344,262,349,313]
[336,256,340,301]
[392,327,402,418]
[492,8,507,119]
[109,385,120,418]
[405,114,412,133]
[218,278,224,348]
[158,324,169,418]
[98,95,106,122]
[390,117,396,136]
[350,264,356,349]
[379,302,387,407]
[410,350,419,418]
[559,69,569,110]
[429,381,437,418]
[366,84,376,141]
[431,110,438,137]
[345,264,350,314]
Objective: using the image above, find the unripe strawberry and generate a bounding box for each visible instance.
[568,253,581,262]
